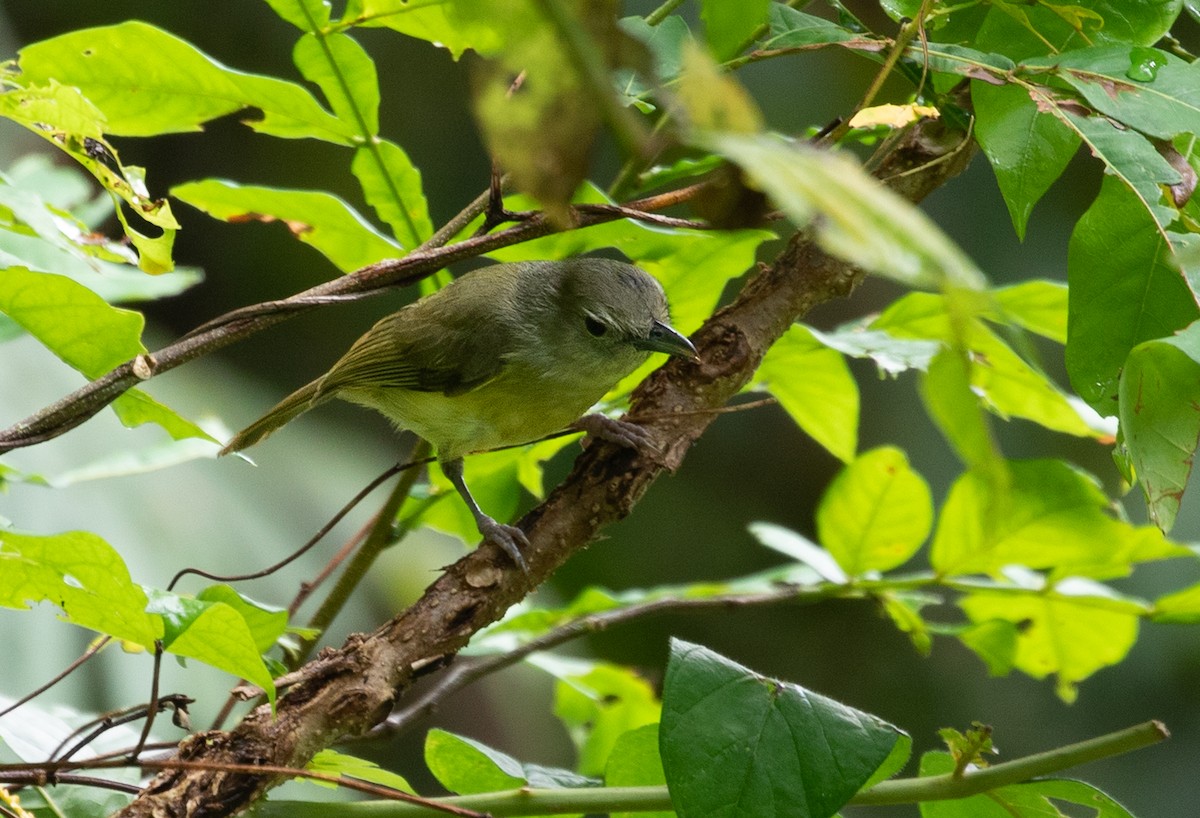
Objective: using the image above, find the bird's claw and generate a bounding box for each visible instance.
[573,414,662,461]
[478,517,531,575]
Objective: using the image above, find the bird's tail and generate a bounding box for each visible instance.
[219,380,328,455]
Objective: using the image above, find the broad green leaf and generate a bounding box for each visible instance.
[1066,175,1199,415]
[974,81,1080,239]
[352,139,433,250]
[305,749,413,792]
[817,446,932,575]
[424,729,598,794]
[701,0,770,60]
[919,753,1137,817]
[0,530,162,647]
[145,589,276,706]
[763,3,857,48]
[293,32,380,136]
[705,131,987,291]
[878,293,1106,439]
[1041,46,1200,141]
[111,389,216,442]
[618,14,692,99]
[991,280,1068,344]
[1118,322,1200,531]
[555,662,661,777]
[16,22,355,142]
[755,324,858,462]
[607,725,671,818]
[171,179,401,272]
[196,585,288,654]
[265,0,332,31]
[0,266,144,377]
[661,640,903,818]
[931,459,1174,579]
[958,579,1146,701]
[343,0,487,59]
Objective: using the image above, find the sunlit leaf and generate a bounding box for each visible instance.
[172,179,401,272]
[817,446,932,575]
[0,530,162,647]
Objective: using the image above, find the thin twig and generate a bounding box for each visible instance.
[0,637,110,718]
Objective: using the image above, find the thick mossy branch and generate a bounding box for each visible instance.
[114,110,975,818]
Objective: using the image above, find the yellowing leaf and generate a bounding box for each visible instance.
[848,103,940,129]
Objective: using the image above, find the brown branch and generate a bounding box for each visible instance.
[110,103,976,817]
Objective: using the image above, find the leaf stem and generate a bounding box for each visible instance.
[246,722,1168,816]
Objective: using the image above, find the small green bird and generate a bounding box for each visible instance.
[220,258,697,571]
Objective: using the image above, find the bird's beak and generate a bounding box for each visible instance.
[636,319,700,362]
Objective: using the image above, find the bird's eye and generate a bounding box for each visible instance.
[585,316,608,337]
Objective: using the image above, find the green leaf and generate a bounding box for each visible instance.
[111,389,216,442]
[293,32,380,136]
[145,589,276,706]
[763,3,857,48]
[973,81,1080,240]
[305,749,413,792]
[701,0,770,60]
[352,139,433,250]
[931,459,1173,579]
[957,619,1019,676]
[958,579,1145,701]
[16,21,355,142]
[880,591,939,655]
[1118,322,1200,531]
[195,585,288,654]
[919,752,1138,816]
[0,530,163,647]
[1042,45,1200,141]
[1153,580,1200,623]
[265,0,332,31]
[171,179,401,272]
[661,639,903,818]
[816,446,932,575]
[425,729,598,794]
[0,266,145,377]
[343,0,484,59]
[607,725,671,818]
[705,131,987,291]
[991,280,1068,344]
[755,324,858,462]
[1066,175,1199,415]
[554,662,661,777]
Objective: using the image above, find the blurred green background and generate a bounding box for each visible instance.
[1,3,1199,815]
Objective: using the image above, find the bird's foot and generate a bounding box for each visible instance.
[572,414,662,461]
[477,516,531,575]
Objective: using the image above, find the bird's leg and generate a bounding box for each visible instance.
[572,414,661,459]
[440,457,530,574]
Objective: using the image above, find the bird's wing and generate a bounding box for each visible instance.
[316,300,514,398]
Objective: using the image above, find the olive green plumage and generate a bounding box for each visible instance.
[221,258,696,571]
